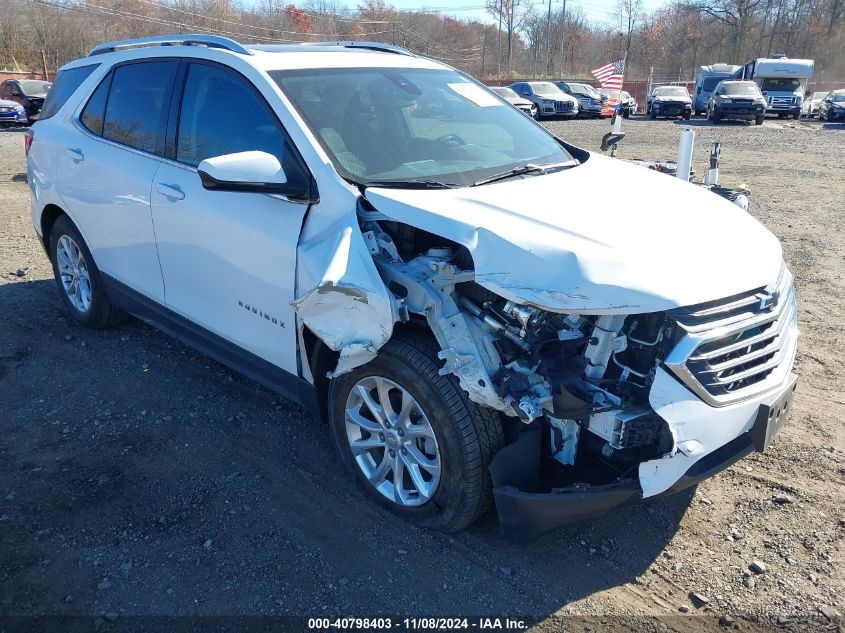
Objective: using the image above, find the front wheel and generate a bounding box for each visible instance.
[683,111,692,120]
[755,114,764,125]
[328,333,504,532]
[49,214,123,329]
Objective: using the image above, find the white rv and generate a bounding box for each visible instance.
[742,56,814,118]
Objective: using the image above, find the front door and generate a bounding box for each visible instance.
[150,61,311,374]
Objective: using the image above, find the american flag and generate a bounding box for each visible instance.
[591,59,625,90]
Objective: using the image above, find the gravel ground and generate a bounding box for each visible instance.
[1,116,843,631]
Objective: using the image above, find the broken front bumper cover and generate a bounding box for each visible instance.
[491,374,798,542]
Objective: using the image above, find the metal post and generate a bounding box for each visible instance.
[559,0,566,76]
[497,0,503,79]
[545,0,552,78]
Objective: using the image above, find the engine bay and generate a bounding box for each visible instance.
[361,204,678,491]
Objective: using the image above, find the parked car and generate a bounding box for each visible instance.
[509,81,578,118]
[647,86,692,119]
[554,81,605,117]
[0,78,51,122]
[489,86,537,119]
[28,35,798,542]
[598,88,636,117]
[801,91,828,117]
[0,98,29,127]
[818,89,845,122]
[692,64,742,115]
[707,80,766,125]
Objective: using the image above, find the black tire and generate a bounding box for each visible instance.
[755,114,764,126]
[683,111,691,120]
[709,108,720,123]
[328,332,504,532]
[49,214,123,329]
[650,110,656,120]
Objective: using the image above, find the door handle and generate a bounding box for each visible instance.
[156,183,185,200]
[66,148,84,162]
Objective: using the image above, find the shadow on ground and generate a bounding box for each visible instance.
[0,277,689,619]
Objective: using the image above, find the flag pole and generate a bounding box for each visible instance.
[611,53,627,137]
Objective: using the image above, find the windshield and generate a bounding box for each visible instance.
[655,87,689,97]
[701,78,722,92]
[600,89,630,99]
[833,94,845,103]
[569,83,598,96]
[491,86,519,99]
[271,68,572,187]
[811,92,828,101]
[19,80,51,97]
[531,82,564,97]
[760,78,801,92]
[718,82,760,96]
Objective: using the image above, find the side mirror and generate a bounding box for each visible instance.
[198,150,289,193]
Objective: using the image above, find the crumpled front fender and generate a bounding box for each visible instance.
[292,213,396,375]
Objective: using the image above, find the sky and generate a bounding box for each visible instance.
[343,0,670,28]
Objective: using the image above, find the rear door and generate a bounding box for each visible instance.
[149,60,312,374]
[58,59,178,302]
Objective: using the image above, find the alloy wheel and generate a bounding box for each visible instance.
[344,375,441,507]
[56,235,92,313]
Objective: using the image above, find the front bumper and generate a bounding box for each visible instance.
[0,109,28,124]
[652,101,691,117]
[714,104,764,120]
[491,372,798,542]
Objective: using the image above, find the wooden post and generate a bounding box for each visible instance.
[40,50,49,80]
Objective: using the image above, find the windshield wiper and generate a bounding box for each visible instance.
[363,178,460,189]
[471,160,578,187]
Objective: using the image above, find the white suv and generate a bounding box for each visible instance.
[28,35,798,541]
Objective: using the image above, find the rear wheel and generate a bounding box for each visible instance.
[49,214,123,329]
[328,332,504,532]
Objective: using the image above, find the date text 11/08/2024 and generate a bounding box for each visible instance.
[308,618,529,630]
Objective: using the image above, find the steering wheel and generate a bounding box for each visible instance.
[434,134,466,150]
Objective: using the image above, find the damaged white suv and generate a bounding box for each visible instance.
[28,35,798,541]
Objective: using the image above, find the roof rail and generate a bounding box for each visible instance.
[88,34,252,57]
[249,41,415,56]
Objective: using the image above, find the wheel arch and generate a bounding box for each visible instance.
[39,203,67,250]
[303,319,434,423]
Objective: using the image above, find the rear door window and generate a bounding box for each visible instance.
[102,60,178,154]
[38,64,99,120]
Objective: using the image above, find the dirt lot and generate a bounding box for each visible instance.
[1,116,843,631]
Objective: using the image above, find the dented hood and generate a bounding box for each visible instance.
[366,153,783,314]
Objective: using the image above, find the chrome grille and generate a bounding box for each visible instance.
[768,96,795,107]
[665,268,798,406]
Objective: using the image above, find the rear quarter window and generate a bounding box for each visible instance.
[38,64,99,120]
